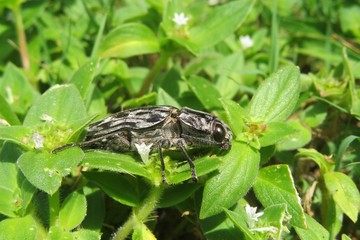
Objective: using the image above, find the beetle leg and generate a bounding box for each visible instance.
[177,141,198,183]
[158,145,169,184]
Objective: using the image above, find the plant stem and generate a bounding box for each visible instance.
[137,52,170,97]
[13,6,30,71]
[49,190,60,227]
[112,185,164,240]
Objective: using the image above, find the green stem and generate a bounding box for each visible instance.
[319,179,337,240]
[269,0,279,73]
[49,190,60,227]
[13,6,30,71]
[112,186,164,240]
[137,52,170,97]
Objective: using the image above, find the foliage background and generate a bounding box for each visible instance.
[0,0,359,239]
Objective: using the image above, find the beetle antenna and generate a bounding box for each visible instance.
[52,143,78,153]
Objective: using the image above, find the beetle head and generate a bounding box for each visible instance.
[178,108,233,150]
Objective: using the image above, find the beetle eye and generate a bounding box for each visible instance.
[213,123,226,142]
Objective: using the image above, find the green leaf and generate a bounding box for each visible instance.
[294,214,330,240]
[58,191,87,231]
[0,63,39,115]
[190,0,254,51]
[81,151,150,179]
[69,60,98,100]
[342,234,352,240]
[220,99,246,138]
[156,88,181,108]
[335,135,359,171]
[343,48,360,119]
[184,53,223,76]
[187,76,222,110]
[0,126,32,149]
[253,164,306,228]
[98,23,160,59]
[339,5,360,37]
[17,147,84,195]
[200,142,260,218]
[324,172,360,223]
[296,148,333,174]
[86,86,107,118]
[72,229,101,240]
[146,0,164,13]
[249,64,300,122]
[0,215,46,240]
[23,84,87,126]
[343,35,360,118]
[112,2,148,25]
[224,209,257,240]
[261,204,288,240]
[301,101,328,128]
[0,0,25,9]
[161,1,198,53]
[158,183,201,208]
[201,205,246,240]
[276,120,311,151]
[48,226,73,240]
[168,156,222,184]
[0,143,35,217]
[82,171,147,207]
[214,52,245,99]
[259,122,298,147]
[81,189,105,232]
[121,92,157,109]
[0,94,20,125]
[66,115,97,143]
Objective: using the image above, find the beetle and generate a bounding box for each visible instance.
[55,106,232,183]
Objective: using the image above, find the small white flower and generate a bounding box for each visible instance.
[208,0,227,6]
[208,0,219,5]
[135,143,153,164]
[172,12,189,27]
[0,118,10,126]
[245,204,264,221]
[239,35,254,49]
[32,132,44,149]
[245,204,264,228]
[40,114,53,122]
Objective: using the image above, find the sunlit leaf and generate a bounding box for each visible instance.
[17,147,84,195]
[98,23,160,59]
[253,164,306,228]
[324,172,360,223]
[249,64,300,122]
[200,142,259,218]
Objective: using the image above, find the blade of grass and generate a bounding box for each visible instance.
[335,135,359,171]
[269,0,279,73]
[91,13,108,59]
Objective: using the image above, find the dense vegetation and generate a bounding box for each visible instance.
[0,0,359,239]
